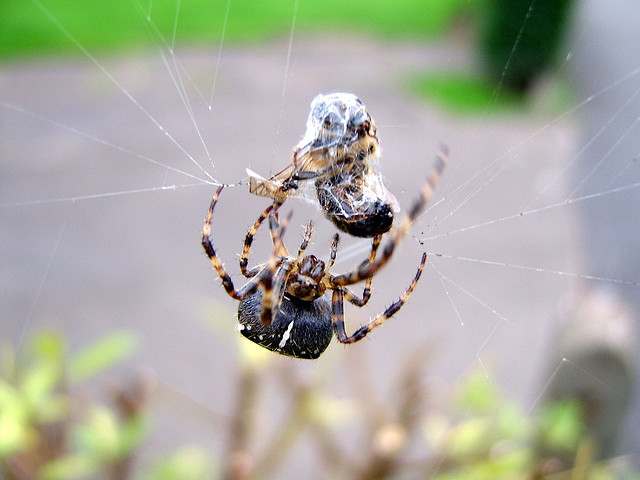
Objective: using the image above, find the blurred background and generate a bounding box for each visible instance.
[2,0,640,478]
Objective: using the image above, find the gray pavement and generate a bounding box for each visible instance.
[563,0,640,459]
[1,5,639,472]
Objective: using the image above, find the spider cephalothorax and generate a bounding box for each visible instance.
[201,148,448,359]
[285,254,328,301]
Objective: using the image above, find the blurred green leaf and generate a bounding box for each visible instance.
[40,454,97,480]
[496,403,529,441]
[75,405,121,459]
[68,331,137,383]
[71,403,147,462]
[433,444,531,480]
[20,361,63,410]
[31,332,66,362]
[0,379,30,456]
[465,449,529,480]
[304,391,359,428]
[118,414,148,456]
[144,446,215,480]
[456,371,500,413]
[538,399,585,453]
[0,410,30,456]
[490,446,530,475]
[35,393,70,424]
[448,416,493,457]
[0,379,23,410]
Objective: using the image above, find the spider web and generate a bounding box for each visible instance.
[1,0,640,471]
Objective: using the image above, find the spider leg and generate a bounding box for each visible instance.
[339,234,382,307]
[289,161,343,182]
[330,148,447,288]
[264,260,294,324]
[247,261,294,326]
[235,263,280,298]
[240,201,282,277]
[325,233,340,272]
[333,253,427,344]
[258,209,294,325]
[267,209,291,258]
[266,206,282,247]
[296,220,314,261]
[330,288,348,341]
[202,186,267,301]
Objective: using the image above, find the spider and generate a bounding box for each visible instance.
[202,148,447,359]
[247,93,398,238]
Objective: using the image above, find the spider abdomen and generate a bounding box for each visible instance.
[237,290,333,360]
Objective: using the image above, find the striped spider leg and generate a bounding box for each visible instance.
[201,186,295,326]
[327,147,448,344]
[238,201,282,278]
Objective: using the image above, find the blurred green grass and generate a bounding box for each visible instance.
[408,71,526,114]
[3,0,541,116]
[0,0,473,59]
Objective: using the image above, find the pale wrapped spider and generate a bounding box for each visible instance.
[203,148,447,359]
[247,93,398,238]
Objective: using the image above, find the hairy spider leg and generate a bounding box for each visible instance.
[288,159,345,182]
[267,209,291,258]
[330,147,447,288]
[325,233,340,272]
[259,259,295,326]
[258,209,294,325]
[339,234,382,307]
[332,252,427,344]
[239,201,283,277]
[202,186,278,303]
[296,220,314,261]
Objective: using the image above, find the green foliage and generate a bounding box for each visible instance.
[2,330,637,479]
[478,0,575,93]
[0,0,475,59]
[68,331,137,384]
[538,399,586,454]
[408,71,525,115]
[144,446,215,480]
[423,370,640,480]
[0,331,216,480]
[0,332,142,479]
[0,334,69,457]
[37,403,148,479]
[425,371,534,479]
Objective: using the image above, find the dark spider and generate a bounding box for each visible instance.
[202,148,447,359]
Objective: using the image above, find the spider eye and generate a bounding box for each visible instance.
[310,261,325,279]
[299,255,325,281]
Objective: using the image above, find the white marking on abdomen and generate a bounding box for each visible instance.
[279,320,295,348]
